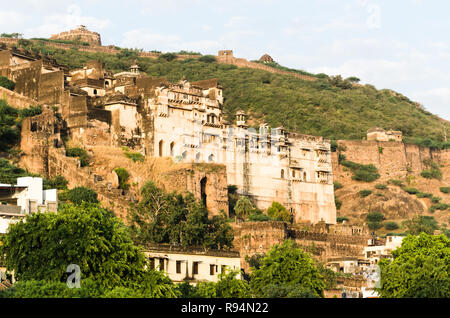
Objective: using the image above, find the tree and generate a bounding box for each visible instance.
[128,182,234,249]
[0,159,27,184]
[0,100,20,151]
[403,215,438,235]
[250,240,325,298]
[267,202,292,222]
[58,186,99,205]
[377,233,450,298]
[182,270,250,298]
[114,167,130,190]
[234,196,255,220]
[0,203,146,291]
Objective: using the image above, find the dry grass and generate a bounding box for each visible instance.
[87,145,193,193]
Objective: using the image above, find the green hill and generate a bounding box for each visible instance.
[14,40,450,148]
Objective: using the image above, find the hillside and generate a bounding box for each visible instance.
[13,39,450,147]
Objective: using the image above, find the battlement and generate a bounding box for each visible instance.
[50,25,102,46]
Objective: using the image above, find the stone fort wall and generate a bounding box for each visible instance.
[233,221,370,272]
[332,140,441,180]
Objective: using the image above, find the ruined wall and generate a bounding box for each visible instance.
[160,164,229,216]
[65,94,88,129]
[39,70,64,105]
[335,140,439,179]
[233,221,288,272]
[10,60,42,100]
[216,52,317,81]
[234,221,370,272]
[47,147,131,220]
[0,86,37,109]
[20,107,59,175]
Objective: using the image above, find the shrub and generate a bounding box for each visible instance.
[431,196,442,204]
[114,167,130,190]
[416,192,432,198]
[367,212,384,222]
[368,222,383,230]
[440,187,450,194]
[267,202,291,222]
[389,179,404,187]
[341,161,380,182]
[375,184,387,190]
[0,76,15,90]
[247,213,272,222]
[404,187,419,195]
[19,105,42,118]
[158,53,177,62]
[384,221,399,230]
[333,181,343,190]
[59,187,98,205]
[124,151,144,163]
[420,159,442,180]
[335,196,342,210]
[65,146,89,167]
[429,203,450,213]
[43,175,68,190]
[359,190,372,198]
[337,216,349,223]
[421,169,442,180]
[198,55,216,63]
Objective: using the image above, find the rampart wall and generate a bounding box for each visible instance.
[333,140,441,180]
[233,221,369,272]
[0,86,37,108]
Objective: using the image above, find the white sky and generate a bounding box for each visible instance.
[1,0,449,120]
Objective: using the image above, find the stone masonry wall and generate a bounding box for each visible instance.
[0,86,37,109]
[334,140,440,180]
[234,221,370,273]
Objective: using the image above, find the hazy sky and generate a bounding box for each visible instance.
[1,0,449,120]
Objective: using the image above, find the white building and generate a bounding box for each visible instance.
[363,236,405,264]
[144,245,241,283]
[0,177,58,234]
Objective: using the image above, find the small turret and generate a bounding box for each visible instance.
[130,60,140,74]
[235,110,247,128]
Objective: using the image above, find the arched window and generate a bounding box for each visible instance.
[158,140,164,157]
[303,172,307,182]
[281,169,285,179]
[208,154,215,163]
[93,89,97,95]
[182,151,187,160]
[170,142,175,157]
[292,170,296,178]
[195,153,201,162]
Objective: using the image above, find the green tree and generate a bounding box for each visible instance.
[128,182,234,249]
[403,215,438,235]
[0,100,20,151]
[267,202,292,222]
[184,270,249,298]
[377,233,450,298]
[0,159,27,184]
[250,240,325,298]
[59,186,99,205]
[234,196,255,220]
[0,203,146,291]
